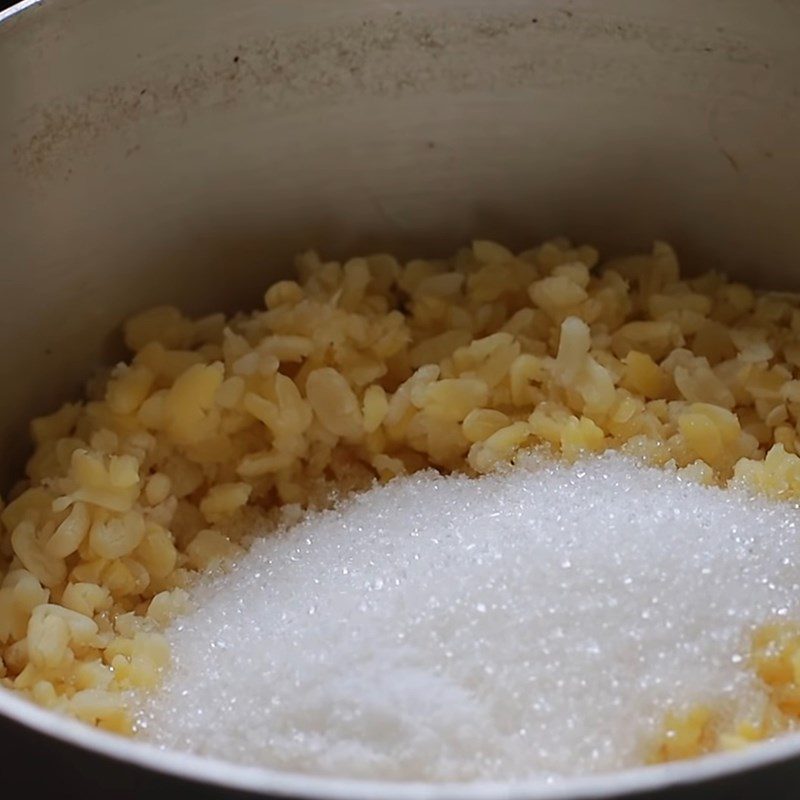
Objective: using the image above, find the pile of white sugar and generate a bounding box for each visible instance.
[135,452,800,782]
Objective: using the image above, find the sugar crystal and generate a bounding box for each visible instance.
[135,452,800,781]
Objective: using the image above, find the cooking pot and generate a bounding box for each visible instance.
[2,0,800,797]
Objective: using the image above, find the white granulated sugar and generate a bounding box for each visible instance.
[135,452,800,782]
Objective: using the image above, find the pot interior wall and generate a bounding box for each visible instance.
[0,0,798,490]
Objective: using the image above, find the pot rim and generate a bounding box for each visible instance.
[0,0,41,25]
[2,684,800,799]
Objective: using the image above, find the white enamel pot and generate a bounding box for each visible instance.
[1,0,800,796]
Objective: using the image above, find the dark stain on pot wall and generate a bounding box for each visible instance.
[10,6,775,178]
